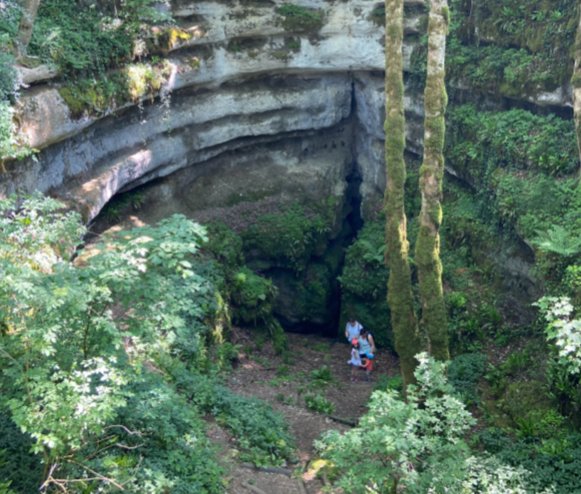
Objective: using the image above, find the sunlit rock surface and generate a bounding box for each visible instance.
[0,0,572,221]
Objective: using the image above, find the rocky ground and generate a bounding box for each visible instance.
[211,329,399,494]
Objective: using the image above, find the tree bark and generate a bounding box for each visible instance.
[16,0,41,60]
[573,3,581,174]
[384,0,422,388]
[414,0,450,361]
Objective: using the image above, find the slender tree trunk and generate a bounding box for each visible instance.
[384,0,422,387]
[414,0,450,361]
[16,0,41,60]
[573,3,581,173]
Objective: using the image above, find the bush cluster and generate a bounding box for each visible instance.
[275,4,324,34]
[0,195,294,493]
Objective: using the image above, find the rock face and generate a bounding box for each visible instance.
[2,0,572,219]
[1,0,574,330]
[2,1,426,220]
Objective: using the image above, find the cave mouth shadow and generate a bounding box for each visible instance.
[275,162,364,340]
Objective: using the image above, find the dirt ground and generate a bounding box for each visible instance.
[211,329,400,494]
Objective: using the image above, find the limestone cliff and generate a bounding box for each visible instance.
[1,0,577,331]
[2,0,574,223]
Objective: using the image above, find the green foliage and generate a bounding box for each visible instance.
[0,52,32,162]
[205,222,245,276]
[305,394,335,415]
[368,5,385,27]
[319,353,556,492]
[242,204,330,274]
[446,0,576,95]
[30,0,169,77]
[498,380,554,434]
[0,1,20,53]
[309,365,334,389]
[230,267,287,352]
[533,225,581,257]
[58,60,172,118]
[291,261,336,323]
[338,220,391,347]
[445,105,581,285]
[232,267,277,324]
[175,371,295,467]
[276,4,324,34]
[102,373,226,494]
[0,52,16,102]
[0,194,294,491]
[448,353,488,406]
[461,455,551,494]
[318,353,476,493]
[99,190,145,224]
[447,105,579,178]
[205,223,287,354]
[0,101,26,162]
[536,297,581,375]
[535,297,581,423]
[0,414,40,493]
[475,427,581,493]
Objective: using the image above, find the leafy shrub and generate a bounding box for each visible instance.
[231,267,277,324]
[205,222,245,277]
[242,204,330,273]
[230,267,287,352]
[537,297,581,423]
[0,195,293,491]
[318,353,476,493]
[0,1,20,52]
[305,394,335,415]
[176,372,295,467]
[475,427,581,493]
[30,0,170,77]
[448,353,488,406]
[537,297,581,375]
[276,4,324,33]
[0,414,41,494]
[445,104,580,285]
[100,373,226,494]
[0,53,31,162]
[0,52,17,102]
[445,0,576,95]
[447,105,579,178]
[373,374,404,394]
[309,365,334,389]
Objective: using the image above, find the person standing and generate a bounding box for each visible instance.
[345,317,363,342]
[347,339,363,381]
[358,328,377,378]
[358,328,376,357]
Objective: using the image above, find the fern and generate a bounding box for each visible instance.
[533,225,581,256]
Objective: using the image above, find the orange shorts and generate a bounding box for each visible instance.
[361,358,373,372]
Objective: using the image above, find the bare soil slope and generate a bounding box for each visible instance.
[213,329,399,494]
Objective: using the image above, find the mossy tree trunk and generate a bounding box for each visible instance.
[384,0,422,387]
[16,0,41,60]
[573,4,581,173]
[414,0,450,361]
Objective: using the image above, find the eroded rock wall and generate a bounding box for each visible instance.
[2,0,429,221]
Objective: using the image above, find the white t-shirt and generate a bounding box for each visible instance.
[347,347,362,366]
[345,320,363,341]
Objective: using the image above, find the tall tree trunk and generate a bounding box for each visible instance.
[414,0,450,361]
[573,3,581,172]
[16,0,41,60]
[384,0,422,387]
